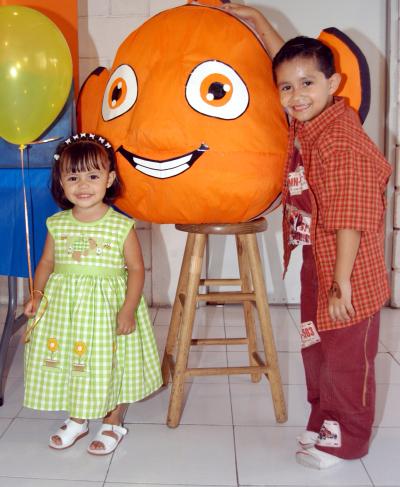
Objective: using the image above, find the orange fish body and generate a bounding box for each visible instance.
[78,2,288,223]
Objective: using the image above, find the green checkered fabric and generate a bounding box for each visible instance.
[24,208,162,419]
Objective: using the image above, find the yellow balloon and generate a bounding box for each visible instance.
[0,6,72,145]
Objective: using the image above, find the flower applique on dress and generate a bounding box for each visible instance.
[44,337,60,368]
[73,341,87,373]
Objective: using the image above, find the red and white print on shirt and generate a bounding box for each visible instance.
[286,204,311,246]
[288,164,309,196]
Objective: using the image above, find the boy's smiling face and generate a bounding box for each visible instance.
[275,56,341,123]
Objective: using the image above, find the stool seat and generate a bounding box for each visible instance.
[176,217,267,235]
[161,218,287,428]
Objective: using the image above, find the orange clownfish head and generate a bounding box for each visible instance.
[78,0,288,223]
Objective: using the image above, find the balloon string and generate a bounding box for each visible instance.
[19,144,34,297]
[24,293,48,344]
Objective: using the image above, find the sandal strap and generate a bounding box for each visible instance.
[100,423,127,436]
[53,419,88,445]
[90,423,127,449]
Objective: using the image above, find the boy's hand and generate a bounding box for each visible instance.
[116,306,136,335]
[328,280,355,322]
[221,3,263,23]
[24,297,41,318]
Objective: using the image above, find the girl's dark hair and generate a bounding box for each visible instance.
[51,134,122,209]
[272,36,336,84]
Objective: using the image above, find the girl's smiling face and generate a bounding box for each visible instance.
[60,166,115,218]
[275,56,341,123]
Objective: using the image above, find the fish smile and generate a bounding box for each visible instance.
[117,143,209,179]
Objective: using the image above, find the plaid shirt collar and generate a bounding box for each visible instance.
[293,96,347,144]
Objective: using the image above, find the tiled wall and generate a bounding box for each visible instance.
[0,1,184,306]
[77,0,184,303]
[78,0,182,86]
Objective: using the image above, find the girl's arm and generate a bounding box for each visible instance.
[328,229,361,322]
[117,228,145,335]
[221,3,284,58]
[24,233,55,317]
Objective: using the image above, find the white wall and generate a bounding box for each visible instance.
[77,0,391,306]
[208,0,390,306]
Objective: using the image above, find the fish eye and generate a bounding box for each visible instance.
[102,64,138,121]
[185,60,249,119]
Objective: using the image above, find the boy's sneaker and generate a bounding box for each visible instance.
[296,447,342,469]
[296,430,319,449]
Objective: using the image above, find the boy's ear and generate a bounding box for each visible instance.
[329,72,342,95]
[318,27,370,124]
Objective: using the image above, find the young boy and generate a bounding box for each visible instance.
[223,3,392,471]
[274,35,391,469]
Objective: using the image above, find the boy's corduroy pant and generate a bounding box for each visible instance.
[300,245,380,459]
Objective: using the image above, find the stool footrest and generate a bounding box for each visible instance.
[197,292,255,302]
[191,337,248,346]
[186,365,269,377]
[200,278,242,286]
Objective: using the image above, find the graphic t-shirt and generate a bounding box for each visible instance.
[285,141,311,246]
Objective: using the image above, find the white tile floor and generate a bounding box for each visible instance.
[0,304,399,486]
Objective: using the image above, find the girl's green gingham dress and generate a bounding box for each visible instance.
[24,207,162,419]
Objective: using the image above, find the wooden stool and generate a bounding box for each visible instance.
[161,218,287,428]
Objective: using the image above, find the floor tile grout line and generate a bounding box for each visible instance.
[224,302,240,486]
[389,350,400,365]
[0,475,105,484]
[360,456,377,487]
[0,415,18,442]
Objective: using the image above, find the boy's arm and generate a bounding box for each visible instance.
[221,3,284,58]
[117,228,145,335]
[328,229,361,322]
[24,233,55,317]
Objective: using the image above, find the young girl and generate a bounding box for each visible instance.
[24,133,162,455]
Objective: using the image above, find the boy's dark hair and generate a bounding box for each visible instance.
[272,36,336,83]
[51,134,122,209]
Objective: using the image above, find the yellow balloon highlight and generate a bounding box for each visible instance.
[0,6,72,145]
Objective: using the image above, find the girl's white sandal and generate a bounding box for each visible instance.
[49,418,89,450]
[87,424,128,456]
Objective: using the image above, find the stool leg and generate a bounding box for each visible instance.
[236,235,260,383]
[244,233,287,423]
[161,233,196,386]
[167,233,206,428]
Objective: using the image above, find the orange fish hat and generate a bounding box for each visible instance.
[78,0,288,223]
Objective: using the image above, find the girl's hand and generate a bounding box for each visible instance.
[116,307,136,335]
[328,280,355,322]
[24,297,41,318]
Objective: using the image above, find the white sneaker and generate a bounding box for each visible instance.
[296,430,319,449]
[296,447,342,469]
